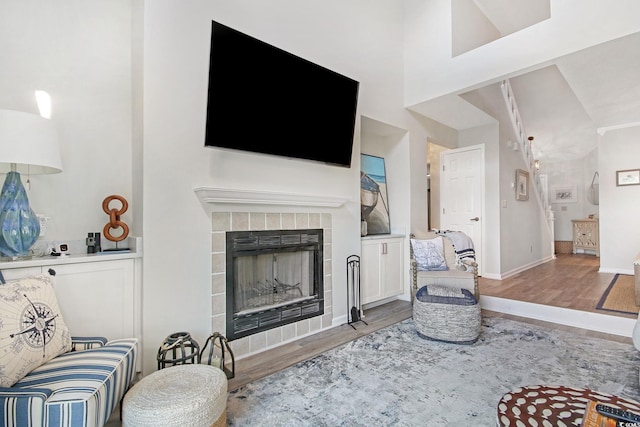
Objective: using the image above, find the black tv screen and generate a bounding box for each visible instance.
[205,21,359,167]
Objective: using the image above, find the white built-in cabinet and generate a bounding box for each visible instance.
[361,235,404,305]
[0,247,142,369]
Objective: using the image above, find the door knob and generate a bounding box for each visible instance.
[470,217,479,221]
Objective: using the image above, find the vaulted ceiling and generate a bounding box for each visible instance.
[414,2,640,163]
[501,31,640,162]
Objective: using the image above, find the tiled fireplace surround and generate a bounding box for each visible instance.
[210,211,333,360]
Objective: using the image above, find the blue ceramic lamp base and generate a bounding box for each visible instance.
[0,171,40,257]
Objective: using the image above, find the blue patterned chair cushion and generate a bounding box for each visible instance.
[0,337,138,427]
[415,284,477,305]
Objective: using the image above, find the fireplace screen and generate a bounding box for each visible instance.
[226,229,324,340]
[234,251,314,314]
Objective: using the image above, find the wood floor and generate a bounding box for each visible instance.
[479,253,636,319]
[227,253,635,392]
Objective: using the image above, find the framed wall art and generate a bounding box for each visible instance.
[616,169,640,186]
[515,169,529,201]
[551,185,578,203]
[360,154,390,235]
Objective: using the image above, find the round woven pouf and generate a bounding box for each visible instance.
[122,364,227,427]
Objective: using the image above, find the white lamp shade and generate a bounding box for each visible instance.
[0,109,62,174]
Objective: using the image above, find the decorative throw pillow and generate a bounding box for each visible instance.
[0,274,72,387]
[411,236,448,271]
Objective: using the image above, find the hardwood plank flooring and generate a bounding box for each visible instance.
[228,253,636,392]
[479,253,636,319]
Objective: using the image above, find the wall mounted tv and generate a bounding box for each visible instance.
[205,21,359,168]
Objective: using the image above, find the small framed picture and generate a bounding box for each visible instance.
[616,169,640,186]
[516,169,529,201]
[551,185,578,203]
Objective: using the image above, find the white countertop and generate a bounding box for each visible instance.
[0,237,142,269]
[361,233,405,241]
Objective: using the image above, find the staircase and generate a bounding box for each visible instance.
[501,79,555,257]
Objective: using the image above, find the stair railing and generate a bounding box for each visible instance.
[501,79,555,256]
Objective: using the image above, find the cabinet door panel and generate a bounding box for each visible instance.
[361,241,382,304]
[0,267,42,281]
[381,239,403,298]
[361,237,404,305]
[46,260,134,340]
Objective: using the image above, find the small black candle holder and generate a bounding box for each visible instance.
[200,332,235,379]
[156,331,200,369]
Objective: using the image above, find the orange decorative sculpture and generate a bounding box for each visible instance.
[102,195,129,242]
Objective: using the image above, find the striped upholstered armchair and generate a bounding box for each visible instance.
[0,336,138,427]
[0,274,138,427]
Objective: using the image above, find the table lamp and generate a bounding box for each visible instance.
[0,108,62,258]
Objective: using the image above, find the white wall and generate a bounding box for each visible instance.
[546,159,588,241]
[427,142,448,230]
[404,0,640,104]
[545,151,600,242]
[583,148,600,217]
[451,0,500,56]
[0,1,135,245]
[599,126,640,273]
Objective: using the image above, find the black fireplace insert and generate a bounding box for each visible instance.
[225,229,324,340]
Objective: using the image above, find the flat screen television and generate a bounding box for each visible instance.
[205,21,359,168]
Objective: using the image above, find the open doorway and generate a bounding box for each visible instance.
[427,140,448,230]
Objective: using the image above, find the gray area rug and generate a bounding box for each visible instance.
[227,316,640,426]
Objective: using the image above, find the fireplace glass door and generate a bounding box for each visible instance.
[226,229,324,340]
[234,249,315,315]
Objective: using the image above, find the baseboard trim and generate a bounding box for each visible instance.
[480,295,636,337]
[483,256,556,281]
[499,256,555,280]
[599,267,634,275]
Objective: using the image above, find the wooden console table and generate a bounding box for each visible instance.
[572,218,599,256]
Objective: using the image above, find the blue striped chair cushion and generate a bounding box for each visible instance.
[0,338,137,427]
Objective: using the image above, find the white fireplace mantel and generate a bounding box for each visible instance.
[194,187,349,208]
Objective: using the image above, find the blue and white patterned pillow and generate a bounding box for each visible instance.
[411,236,448,271]
[0,274,72,387]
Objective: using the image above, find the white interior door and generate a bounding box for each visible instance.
[440,145,484,274]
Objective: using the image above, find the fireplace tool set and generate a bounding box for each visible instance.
[346,255,367,329]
